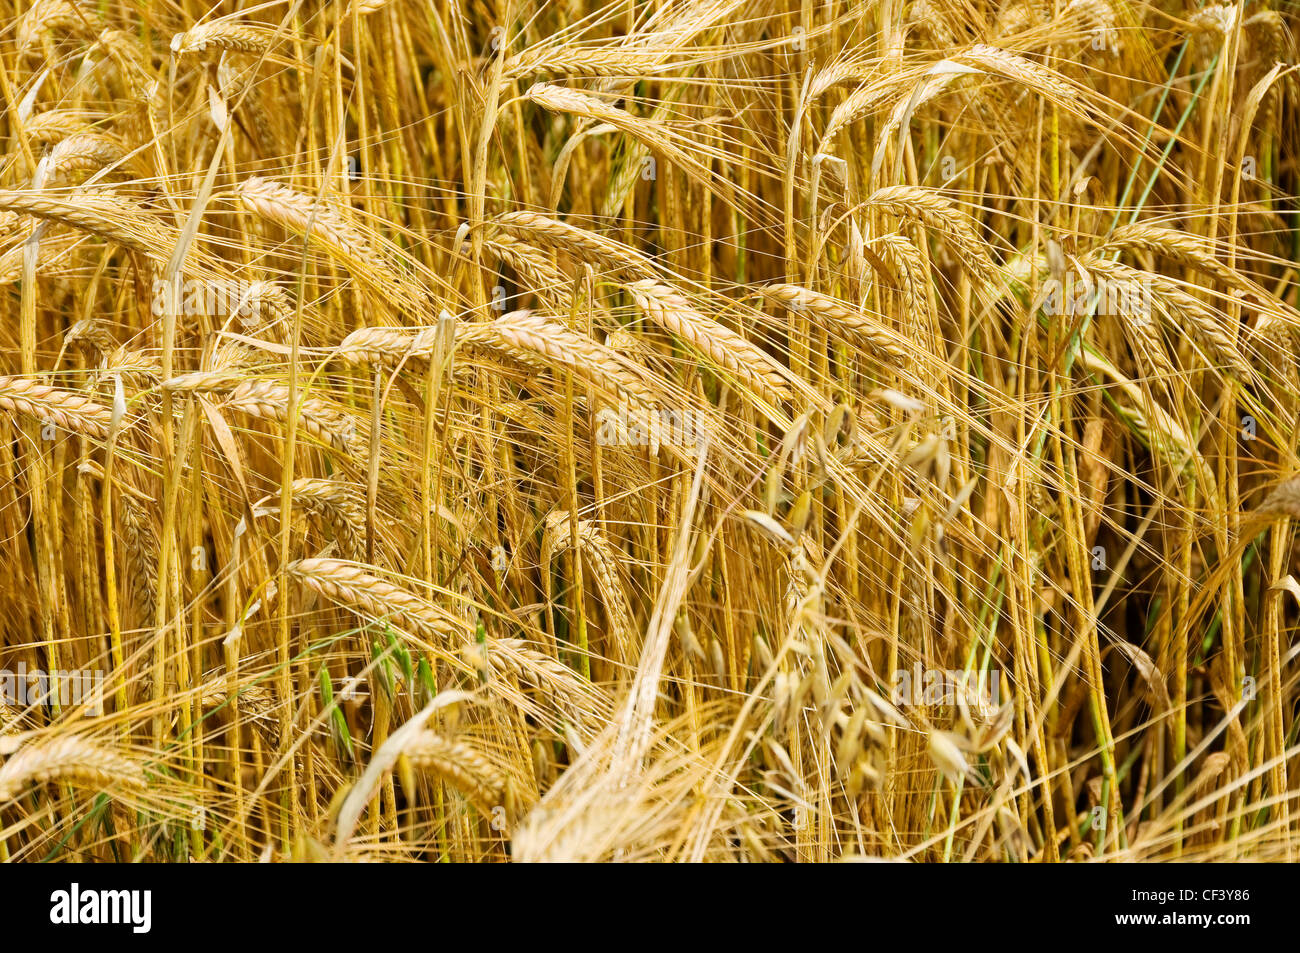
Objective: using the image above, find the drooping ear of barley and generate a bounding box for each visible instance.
[867,185,1000,286]
[490,212,657,281]
[758,283,910,365]
[626,280,792,407]
[0,375,114,438]
[236,177,432,313]
[401,730,507,811]
[224,379,361,454]
[490,310,660,408]
[543,512,636,661]
[286,557,464,639]
[257,479,366,562]
[170,22,277,57]
[0,736,145,802]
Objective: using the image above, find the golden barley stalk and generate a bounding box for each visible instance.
[237,177,430,310]
[867,185,999,285]
[170,22,277,57]
[491,211,656,280]
[0,190,167,261]
[262,479,366,562]
[543,512,636,654]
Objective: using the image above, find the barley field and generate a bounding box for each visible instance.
[0,0,1296,863]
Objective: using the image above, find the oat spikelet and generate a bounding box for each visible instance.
[627,279,792,405]
[0,374,113,438]
[0,735,145,802]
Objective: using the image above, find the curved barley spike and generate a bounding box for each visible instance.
[21,110,101,145]
[956,44,1086,109]
[401,730,506,810]
[0,189,167,260]
[1097,223,1263,298]
[504,46,674,79]
[336,326,443,368]
[490,310,659,408]
[626,279,792,406]
[758,283,909,365]
[526,84,727,202]
[0,229,82,285]
[44,132,128,182]
[480,637,613,728]
[0,735,145,802]
[821,78,895,148]
[286,557,466,639]
[64,317,119,356]
[482,234,575,310]
[0,375,113,438]
[17,0,92,51]
[491,211,657,280]
[119,492,159,628]
[223,379,360,453]
[543,512,636,660]
[871,232,936,346]
[1079,256,1252,380]
[236,177,432,312]
[170,22,278,57]
[256,479,366,562]
[867,185,999,286]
